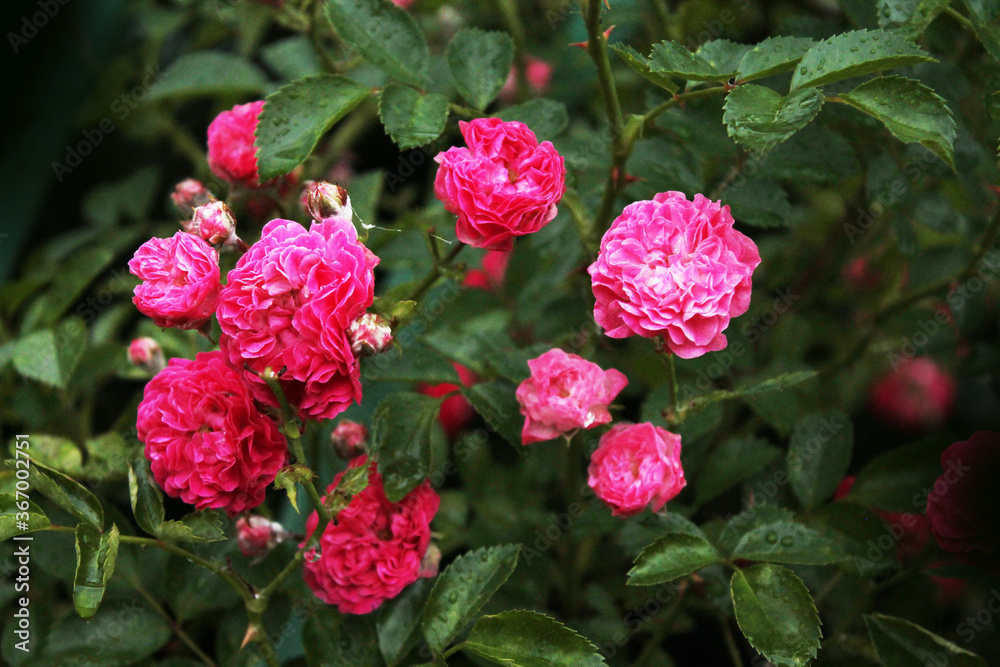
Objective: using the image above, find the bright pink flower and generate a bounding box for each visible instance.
[236,516,286,558]
[189,200,238,246]
[588,192,761,359]
[434,118,565,251]
[302,456,440,614]
[419,363,478,438]
[331,420,369,460]
[128,232,221,330]
[588,423,686,517]
[347,313,393,356]
[927,432,1000,575]
[207,101,266,188]
[137,351,286,515]
[464,250,510,290]
[499,56,554,101]
[516,349,627,444]
[390,0,415,7]
[870,357,956,431]
[217,218,379,421]
[128,337,165,374]
[303,181,352,223]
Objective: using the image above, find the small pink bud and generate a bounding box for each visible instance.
[347,313,393,356]
[418,543,441,578]
[331,420,369,460]
[305,181,352,223]
[190,201,238,246]
[171,179,216,218]
[128,337,165,374]
[236,516,286,558]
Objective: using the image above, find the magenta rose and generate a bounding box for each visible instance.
[869,357,956,432]
[588,191,761,359]
[302,456,440,614]
[207,100,266,188]
[588,423,686,518]
[515,348,628,444]
[926,431,1000,575]
[128,232,221,330]
[136,351,287,515]
[217,217,379,421]
[434,118,566,251]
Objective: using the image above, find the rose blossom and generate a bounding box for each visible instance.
[588,423,686,517]
[128,337,165,374]
[516,348,627,444]
[217,218,379,421]
[434,118,566,251]
[464,250,510,291]
[347,313,393,356]
[236,516,287,558]
[207,101,267,188]
[331,420,369,460]
[499,56,553,101]
[869,357,956,431]
[588,191,761,359]
[128,232,222,330]
[137,351,287,515]
[419,363,477,438]
[926,431,1000,575]
[171,178,215,218]
[189,200,238,246]
[302,456,440,614]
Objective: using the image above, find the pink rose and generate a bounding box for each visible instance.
[418,363,478,438]
[236,516,287,558]
[515,348,627,444]
[128,232,222,330]
[207,101,266,187]
[588,191,761,359]
[137,351,287,515]
[188,200,238,247]
[128,337,165,374]
[302,456,440,614]
[217,218,379,421]
[588,423,686,517]
[434,118,566,251]
[870,357,956,431]
[330,420,369,460]
[499,56,554,101]
[347,313,393,356]
[926,432,1000,575]
[463,250,510,291]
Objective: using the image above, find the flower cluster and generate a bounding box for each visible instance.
[302,456,440,614]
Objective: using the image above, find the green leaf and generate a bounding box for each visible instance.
[377,578,432,666]
[721,178,794,228]
[497,98,569,140]
[128,458,165,536]
[148,51,269,100]
[461,380,524,447]
[627,533,723,586]
[790,29,934,90]
[847,437,948,513]
[371,392,443,502]
[10,319,86,389]
[758,124,859,183]
[736,36,815,82]
[29,462,103,529]
[422,544,521,653]
[73,523,119,619]
[731,520,845,565]
[0,492,49,541]
[305,608,383,667]
[461,611,607,667]
[610,44,678,93]
[255,74,370,181]
[695,436,782,507]
[378,84,449,150]
[447,29,514,110]
[43,601,173,666]
[877,0,951,38]
[806,502,897,577]
[731,565,822,667]
[326,0,430,87]
[865,613,988,667]
[362,342,461,384]
[786,410,853,511]
[723,85,824,154]
[25,435,84,476]
[648,40,725,81]
[696,39,752,78]
[156,510,227,543]
[839,75,956,169]
[964,0,1000,62]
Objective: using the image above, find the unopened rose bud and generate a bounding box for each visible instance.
[347,313,393,356]
[128,337,165,374]
[190,201,238,246]
[305,181,352,223]
[419,543,441,578]
[171,179,216,218]
[236,516,286,558]
[331,420,369,460]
